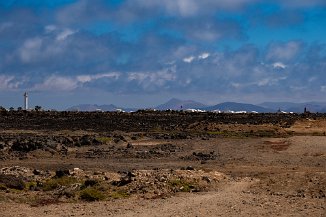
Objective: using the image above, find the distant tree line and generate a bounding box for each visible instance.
[0,105,42,111]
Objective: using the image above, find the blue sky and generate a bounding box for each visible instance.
[0,0,325,109]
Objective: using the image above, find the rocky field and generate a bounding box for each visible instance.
[0,111,325,216]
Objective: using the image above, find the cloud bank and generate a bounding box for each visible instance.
[0,0,325,107]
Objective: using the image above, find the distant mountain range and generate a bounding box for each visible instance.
[259,102,326,113]
[66,99,326,113]
[155,98,207,110]
[204,102,273,113]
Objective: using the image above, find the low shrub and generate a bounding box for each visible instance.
[96,137,112,144]
[169,179,195,192]
[0,174,25,190]
[0,184,7,190]
[79,187,105,201]
[109,190,130,199]
[83,179,98,188]
[42,176,78,191]
[25,181,37,190]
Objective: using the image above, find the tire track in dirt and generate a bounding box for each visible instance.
[115,179,255,217]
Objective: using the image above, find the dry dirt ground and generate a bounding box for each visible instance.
[0,113,325,217]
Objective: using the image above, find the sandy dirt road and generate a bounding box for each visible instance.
[1,177,325,217]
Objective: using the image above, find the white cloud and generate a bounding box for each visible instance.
[128,67,176,89]
[191,29,221,41]
[56,0,89,24]
[0,75,28,90]
[257,76,287,86]
[18,30,73,63]
[77,72,121,83]
[266,41,301,62]
[34,72,122,91]
[182,52,210,63]
[131,0,324,19]
[308,77,317,83]
[231,82,241,88]
[290,85,306,91]
[56,28,76,41]
[45,25,57,33]
[273,62,287,69]
[133,0,256,17]
[321,86,326,92]
[173,0,198,17]
[183,56,195,63]
[173,46,197,59]
[0,75,15,90]
[132,0,198,17]
[231,75,287,88]
[33,75,78,91]
[198,52,210,59]
[19,37,43,63]
[185,78,192,85]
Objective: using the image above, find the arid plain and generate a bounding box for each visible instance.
[0,111,325,216]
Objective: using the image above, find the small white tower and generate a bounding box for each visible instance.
[24,92,28,110]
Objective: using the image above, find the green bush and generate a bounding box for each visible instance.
[25,181,37,190]
[96,137,112,144]
[109,190,130,199]
[169,179,195,192]
[80,187,105,201]
[0,184,7,190]
[43,176,78,191]
[0,174,25,190]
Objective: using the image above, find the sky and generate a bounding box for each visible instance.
[0,0,325,110]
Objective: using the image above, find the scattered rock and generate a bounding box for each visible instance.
[33,169,41,175]
[84,179,98,187]
[55,169,70,178]
[181,151,217,161]
[112,171,135,187]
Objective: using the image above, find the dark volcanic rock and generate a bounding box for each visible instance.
[55,169,70,178]
[112,172,135,187]
[181,151,217,161]
[0,110,315,133]
[11,139,44,153]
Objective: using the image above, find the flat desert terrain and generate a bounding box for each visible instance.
[0,111,325,216]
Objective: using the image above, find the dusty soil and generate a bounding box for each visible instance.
[0,111,325,216]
